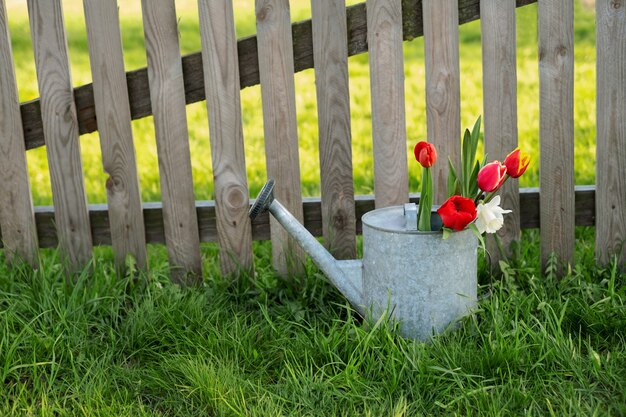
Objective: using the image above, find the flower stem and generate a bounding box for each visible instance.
[418,167,433,231]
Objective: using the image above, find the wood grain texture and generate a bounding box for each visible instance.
[0,0,38,266]
[141,0,202,284]
[538,0,575,271]
[198,0,253,276]
[311,0,357,260]
[368,0,409,208]
[480,0,520,262]
[19,0,540,152]
[423,0,461,204]
[596,0,626,271]
[83,0,147,271]
[27,0,92,271]
[15,187,594,249]
[256,0,305,276]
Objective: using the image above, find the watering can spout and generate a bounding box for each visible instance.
[249,180,364,312]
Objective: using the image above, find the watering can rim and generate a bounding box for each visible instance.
[362,205,475,236]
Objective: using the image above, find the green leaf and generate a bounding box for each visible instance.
[442,227,453,240]
[447,158,458,197]
[462,128,472,196]
[418,168,433,231]
[469,116,481,175]
[468,159,482,200]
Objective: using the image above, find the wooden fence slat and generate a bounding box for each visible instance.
[423,0,461,204]
[368,0,409,208]
[596,0,626,271]
[311,0,357,260]
[538,0,575,271]
[0,0,38,266]
[480,0,520,261]
[141,0,202,284]
[256,0,305,276]
[27,0,92,271]
[83,0,147,271]
[198,0,253,276]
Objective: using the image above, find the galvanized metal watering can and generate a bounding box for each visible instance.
[249,179,478,340]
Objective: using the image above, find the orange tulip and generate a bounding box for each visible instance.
[503,148,530,178]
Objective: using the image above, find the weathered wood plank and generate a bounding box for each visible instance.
[423,0,461,204]
[596,0,626,271]
[18,187,594,249]
[368,0,409,208]
[538,0,575,271]
[255,0,305,276]
[311,0,357,259]
[198,0,253,276]
[481,0,520,261]
[141,0,202,284]
[0,0,38,266]
[83,0,147,271]
[20,0,540,152]
[27,0,92,271]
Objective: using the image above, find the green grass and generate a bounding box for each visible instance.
[1,229,625,416]
[5,0,596,205]
[3,2,623,415]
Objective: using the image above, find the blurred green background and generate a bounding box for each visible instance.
[5,0,597,206]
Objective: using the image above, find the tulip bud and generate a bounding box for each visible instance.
[414,141,437,168]
[503,148,530,178]
[477,161,507,192]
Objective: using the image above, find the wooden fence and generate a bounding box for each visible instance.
[0,0,624,282]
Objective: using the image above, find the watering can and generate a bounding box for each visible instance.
[249,179,478,340]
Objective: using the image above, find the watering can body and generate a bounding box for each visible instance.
[250,180,478,341]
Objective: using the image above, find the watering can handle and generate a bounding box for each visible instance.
[404,203,417,231]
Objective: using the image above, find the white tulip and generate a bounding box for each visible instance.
[475,195,512,234]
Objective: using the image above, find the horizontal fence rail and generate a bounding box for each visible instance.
[0,187,595,249]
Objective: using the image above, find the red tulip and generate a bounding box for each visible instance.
[503,148,530,178]
[477,161,507,192]
[414,141,437,168]
[437,195,477,231]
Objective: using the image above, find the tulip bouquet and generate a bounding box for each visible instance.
[413,117,530,242]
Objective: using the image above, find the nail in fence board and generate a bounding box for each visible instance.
[256,0,305,276]
[83,0,147,271]
[596,0,626,271]
[423,0,461,204]
[198,0,253,276]
[141,0,202,284]
[311,0,357,260]
[27,0,92,271]
[538,0,575,271]
[480,0,521,261]
[368,0,409,208]
[0,0,37,266]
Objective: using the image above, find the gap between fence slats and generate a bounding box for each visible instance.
[255,0,305,276]
[83,0,147,271]
[538,0,575,272]
[423,0,461,204]
[367,0,409,208]
[596,0,626,271]
[0,0,37,266]
[481,0,520,262]
[311,0,357,260]
[198,0,253,276]
[141,0,202,284]
[27,0,92,271]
